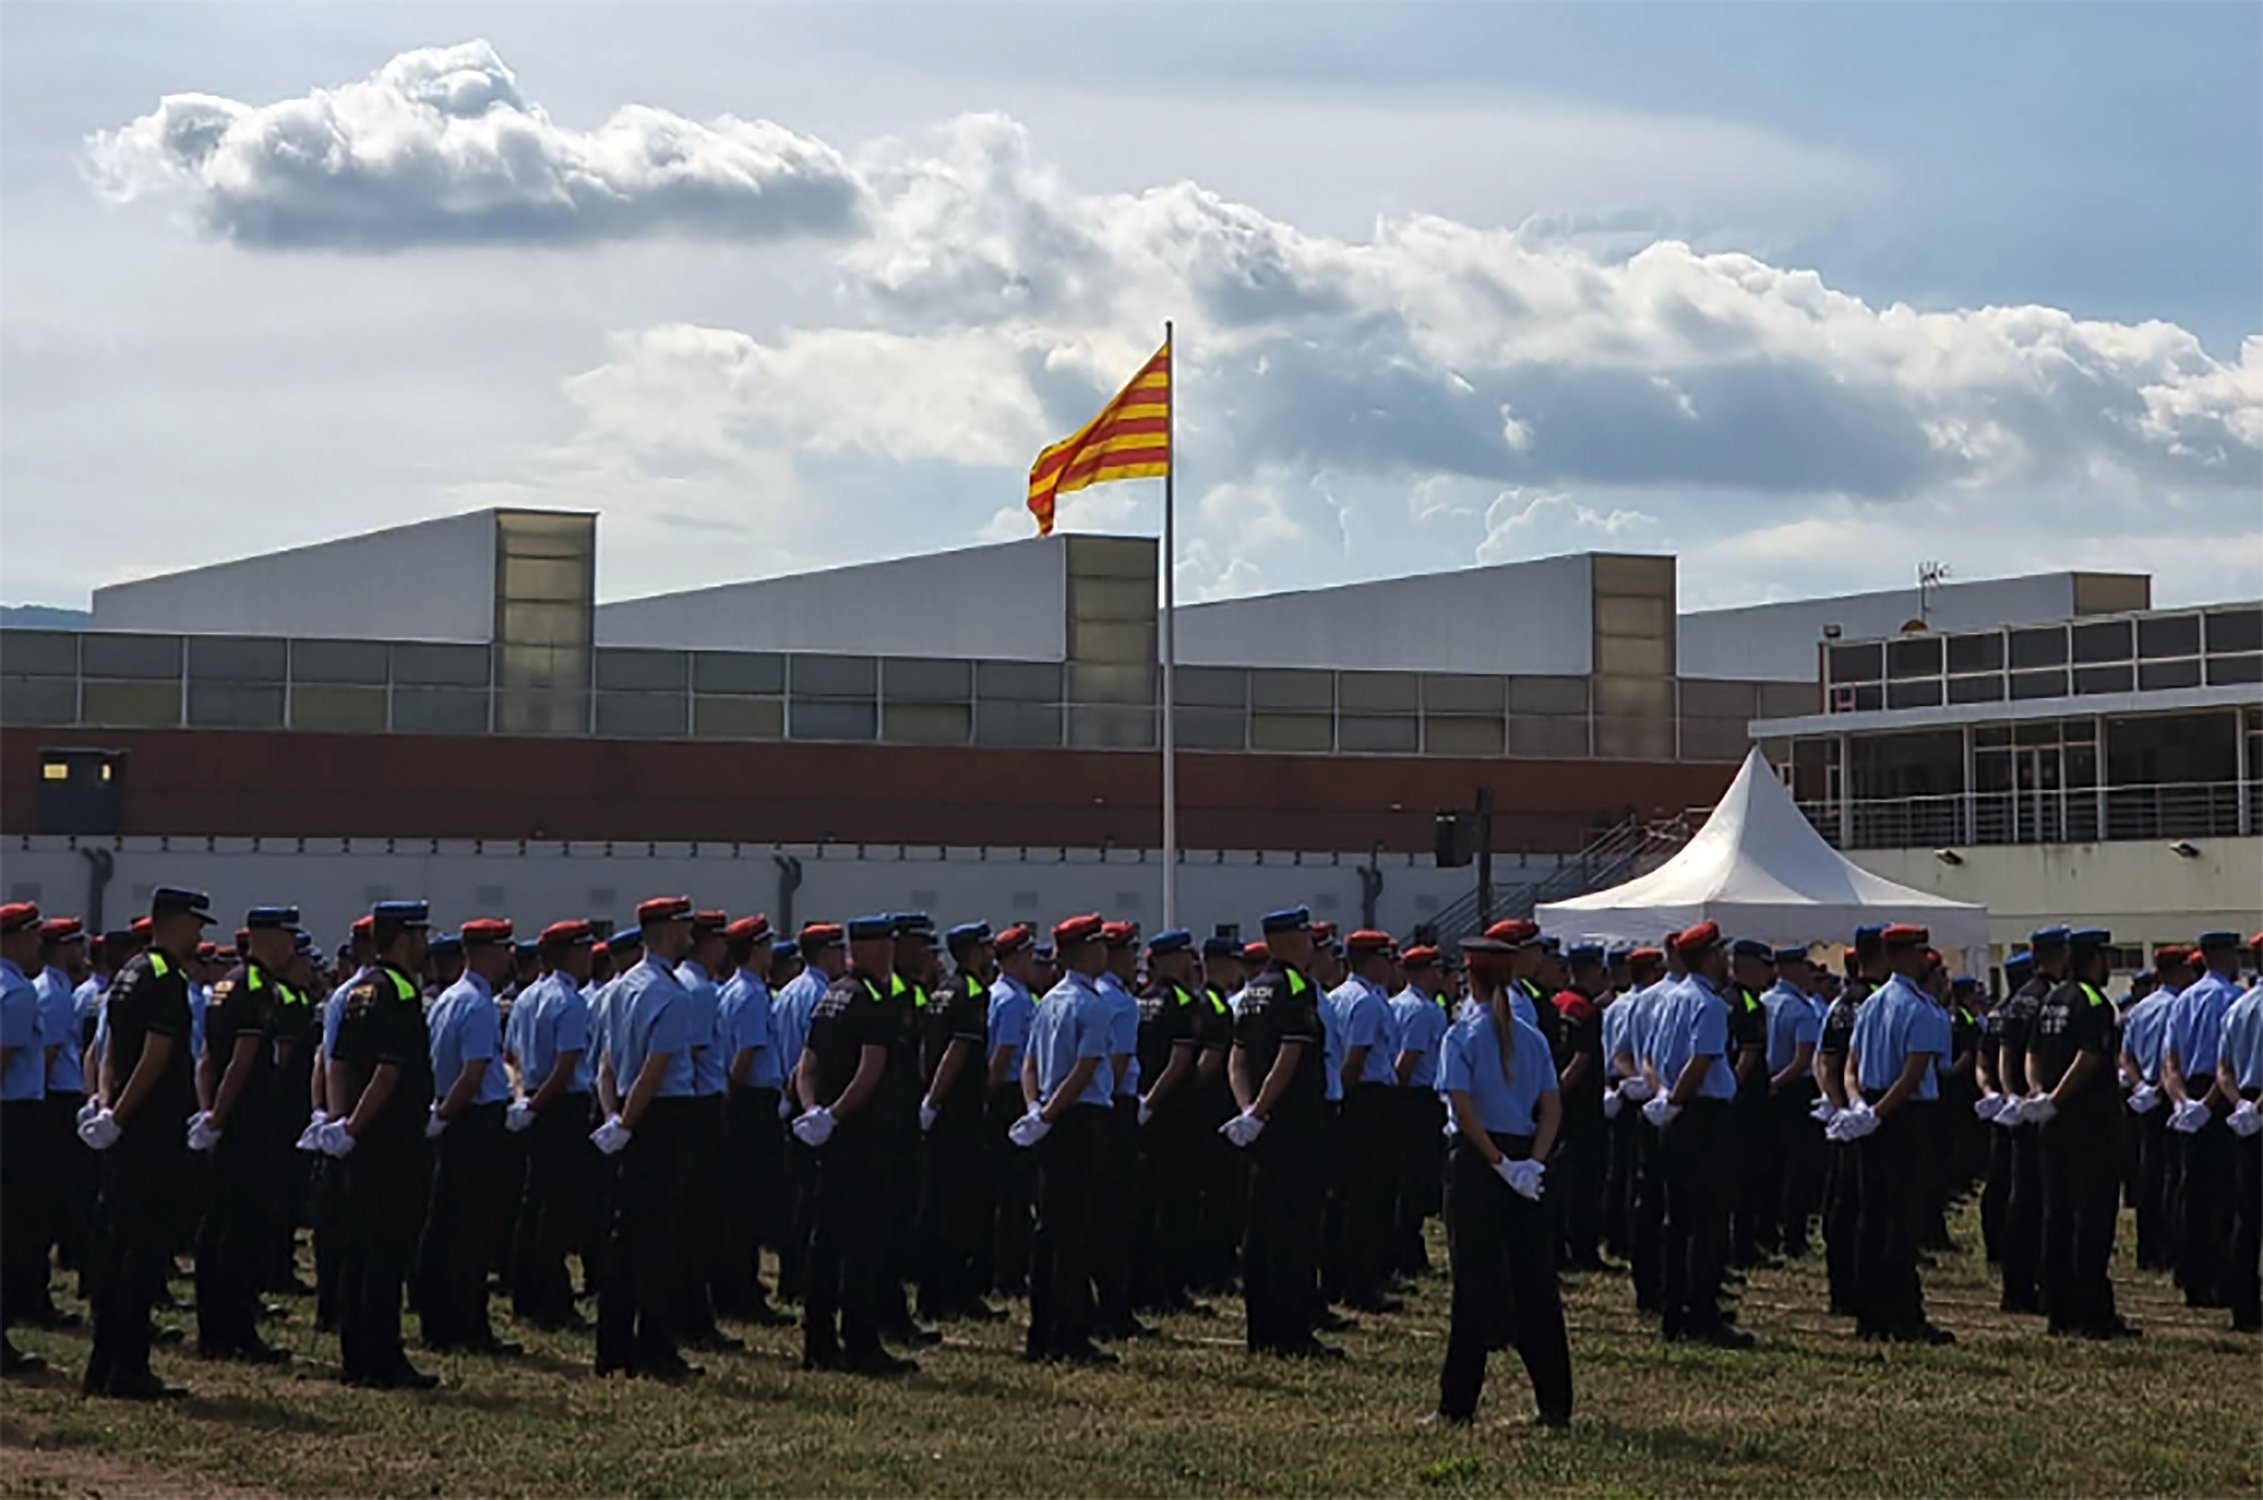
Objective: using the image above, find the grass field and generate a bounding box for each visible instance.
[3,1204,2257,1498]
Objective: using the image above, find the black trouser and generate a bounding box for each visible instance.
[919,1105,988,1317]
[1823,1136,1860,1312]
[1338,1083,1397,1303]
[779,1131,817,1303]
[1027,1104,1108,1357]
[513,1093,594,1324]
[84,1132,188,1394]
[1092,1097,1138,1334]
[1630,1116,1666,1313]
[312,1156,344,1329]
[986,1084,1035,1295]
[415,1101,503,1349]
[1438,1134,1572,1422]
[2039,1112,2120,1332]
[803,1125,889,1362]
[1243,1115,1326,1352]
[595,1098,690,1371]
[1602,1096,1638,1262]
[1131,1100,1197,1310]
[1911,1100,1951,1250]
[1853,1095,1928,1335]
[1192,1083,1244,1291]
[2227,1093,2261,1329]
[673,1094,723,1336]
[2131,1100,2173,1270]
[337,1130,429,1382]
[1659,1099,1731,1334]
[1555,1112,1605,1267]
[196,1119,277,1352]
[1318,1102,1346,1302]
[2001,1123,2045,1311]
[1772,1084,1820,1256]
[1980,1113,2011,1264]
[1730,1094,1774,1264]
[715,1086,781,1317]
[1396,1089,1447,1275]
[42,1091,92,1285]
[878,1111,920,1334]
[0,1098,45,1333]
[2177,1120,2231,1307]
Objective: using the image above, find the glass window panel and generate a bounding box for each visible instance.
[1337,671,1418,713]
[1826,641,1883,683]
[1171,707,1245,750]
[391,686,489,734]
[1946,633,2004,673]
[2205,608,2262,654]
[692,696,784,739]
[2065,743,2097,789]
[2073,664,2134,695]
[1948,674,2005,704]
[789,655,877,698]
[789,700,877,741]
[188,683,283,727]
[1975,724,2012,747]
[1338,715,1418,753]
[2137,658,2202,691]
[1508,676,1588,715]
[1886,679,1945,709]
[1850,684,1883,712]
[1069,662,1154,705]
[973,660,1061,702]
[391,642,491,686]
[2015,720,2062,746]
[595,648,688,692]
[0,677,76,725]
[2207,653,2263,686]
[2059,717,2096,743]
[80,680,179,726]
[1,631,77,676]
[1172,666,1247,709]
[972,701,1062,747]
[692,652,785,695]
[1250,669,1333,711]
[2071,619,2134,665]
[2008,627,2068,669]
[1430,716,1508,756]
[1069,704,1156,749]
[2009,668,2068,700]
[883,702,971,744]
[291,638,389,685]
[496,687,586,735]
[883,657,972,703]
[1249,712,1332,752]
[289,685,386,732]
[1422,674,1505,714]
[2137,614,2201,660]
[1886,636,1944,679]
[595,692,688,738]
[80,633,181,680]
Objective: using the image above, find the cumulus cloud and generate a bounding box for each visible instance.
[85,41,861,250]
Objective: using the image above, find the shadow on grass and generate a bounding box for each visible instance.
[183,1393,344,1435]
[1579,1414,1781,1468]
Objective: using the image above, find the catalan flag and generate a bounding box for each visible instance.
[1027,341,1170,536]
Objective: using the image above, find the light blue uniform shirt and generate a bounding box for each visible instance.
[1762,979,1822,1074]
[73,976,104,1053]
[773,968,826,1079]
[429,971,510,1108]
[1,958,44,1101]
[1441,1006,1559,1136]
[189,982,208,1064]
[2167,970,2239,1077]
[674,961,727,1097]
[1850,974,1943,1102]
[2219,985,2263,1092]
[588,974,627,1077]
[717,968,782,1091]
[1390,988,1451,1089]
[36,967,84,1094]
[1602,994,1633,1076]
[2122,988,2175,1083]
[987,973,1036,1073]
[518,972,595,1097]
[1625,978,1676,1074]
[1332,976,1400,1088]
[1317,977,1345,1103]
[323,966,366,1059]
[1030,972,1114,1108]
[1097,971,1140,1097]
[614,956,695,1099]
[1655,974,1736,1101]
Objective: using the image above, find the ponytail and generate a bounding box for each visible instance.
[1488,990,1517,1090]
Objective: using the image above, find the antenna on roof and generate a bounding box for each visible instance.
[1916,560,1951,627]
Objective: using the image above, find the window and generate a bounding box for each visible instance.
[2137,614,2201,660]
[2009,668,2069,700]
[80,633,181,680]
[1949,675,2005,704]
[2208,654,2263,686]
[1886,635,1943,679]
[2205,608,2263,655]
[789,700,877,741]
[788,655,877,698]
[2008,627,2068,670]
[291,639,388,685]
[2071,619,2134,665]
[1826,641,1883,684]
[2138,659,2202,691]
[693,652,785,695]
[1886,679,1944,709]
[1946,633,2004,674]
[2073,664,2134,695]
[391,642,490,687]
[595,649,688,692]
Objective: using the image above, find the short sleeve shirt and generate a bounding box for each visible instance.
[1390,988,1451,1089]
[1551,989,1605,1110]
[1029,973,1113,1108]
[2219,986,2263,1093]
[1763,980,1822,1073]
[1136,978,1201,1094]
[428,973,509,1107]
[35,967,83,1095]
[522,973,596,1097]
[102,951,199,1142]
[924,972,990,1115]
[1332,977,1400,1088]
[199,961,279,1121]
[0,959,44,1101]
[805,969,894,1136]
[674,962,727,1097]
[1233,963,1324,1123]
[613,957,695,1099]
[1098,972,1141,1097]
[1440,1007,1558,1136]
[2031,978,2118,1122]
[987,975,1037,1072]
[718,970,781,1091]
[333,962,435,1136]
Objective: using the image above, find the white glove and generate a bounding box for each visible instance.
[1221,1110,1267,1148]
[1602,1088,1624,1121]
[185,1111,221,1152]
[2127,1084,2161,1115]
[1007,1109,1051,1148]
[778,1093,795,1119]
[1992,1096,2025,1129]
[1809,1097,1839,1124]
[1495,1157,1546,1201]
[78,1108,122,1151]
[2227,1100,2263,1138]
[1826,1103,1879,1142]
[296,1115,329,1153]
[790,1106,836,1148]
[1640,1094,1680,1128]
[316,1119,357,1158]
[1618,1077,1654,1104]
[2168,1098,2210,1134]
[919,1100,940,1134]
[1973,1093,2003,1121]
[75,1096,101,1129]
[424,1107,449,1140]
[1137,1098,1154,1127]
[590,1113,633,1156]
[505,1100,536,1133]
[2021,1094,2058,1128]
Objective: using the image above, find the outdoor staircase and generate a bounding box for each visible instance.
[1427,811,1695,946]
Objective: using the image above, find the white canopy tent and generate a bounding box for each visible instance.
[1537,749,1990,951]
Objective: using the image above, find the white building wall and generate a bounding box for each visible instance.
[1679,573,2115,681]
[1176,553,1597,674]
[596,538,1069,660]
[90,511,500,642]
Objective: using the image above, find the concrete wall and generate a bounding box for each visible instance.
[1846,839,2261,954]
[90,510,503,643]
[0,836,1571,950]
[1177,553,1599,674]
[597,537,1070,661]
[1678,572,2151,682]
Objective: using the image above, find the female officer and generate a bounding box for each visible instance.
[1424,934,1572,1428]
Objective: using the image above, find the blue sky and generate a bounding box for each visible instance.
[2,1,2256,611]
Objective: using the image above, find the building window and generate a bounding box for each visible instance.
[1946,633,2004,674]
[2008,627,2068,670]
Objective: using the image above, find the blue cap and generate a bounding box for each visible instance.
[245,905,300,930]
[605,930,643,956]
[2003,950,2035,974]
[892,912,934,937]
[1853,923,1887,949]
[1261,906,1311,935]
[1033,943,1054,960]
[515,939,538,959]
[772,938,799,961]
[2133,969,2153,985]
[849,915,896,941]
[1774,945,1809,965]
[1202,935,1241,959]
[1539,935,1562,954]
[2028,926,2070,949]
[102,929,134,949]
[1148,929,1193,956]
[293,930,314,953]
[1950,975,1977,991]
[2195,930,2241,951]
[2069,928,2113,952]
[151,887,214,923]
[372,900,430,930]
[427,934,463,959]
[1730,938,1775,961]
[1566,943,1605,965]
[946,921,992,951]
[1605,945,1634,965]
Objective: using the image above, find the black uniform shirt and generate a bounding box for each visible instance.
[807,968,891,1141]
[1730,986,1770,1103]
[201,959,278,1124]
[105,949,198,1140]
[2031,977,2118,1123]
[333,962,435,1139]
[1550,988,1606,1116]
[1820,996,1859,1058]
[1136,977,1201,1097]
[924,971,990,1118]
[1233,961,1324,1122]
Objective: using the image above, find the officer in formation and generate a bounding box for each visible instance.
[15,888,2257,1404]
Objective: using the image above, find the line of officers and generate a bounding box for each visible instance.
[4,891,2257,1418]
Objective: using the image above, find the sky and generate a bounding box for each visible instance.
[2,1,2258,614]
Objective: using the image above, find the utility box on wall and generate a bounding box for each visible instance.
[38,747,125,835]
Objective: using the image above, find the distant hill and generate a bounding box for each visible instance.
[1,605,90,630]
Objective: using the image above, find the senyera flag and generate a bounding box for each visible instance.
[1026,341,1170,536]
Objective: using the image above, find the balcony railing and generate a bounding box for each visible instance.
[1796,780,2257,849]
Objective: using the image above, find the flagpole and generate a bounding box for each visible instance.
[1160,319,1179,931]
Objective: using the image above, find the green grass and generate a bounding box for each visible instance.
[4,1204,2257,1498]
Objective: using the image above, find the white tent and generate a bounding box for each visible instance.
[1537,749,1990,950]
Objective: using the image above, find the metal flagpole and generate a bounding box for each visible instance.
[1160,319,1179,930]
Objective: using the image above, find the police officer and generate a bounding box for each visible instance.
[32,917,90,1330]
[0,902,47,1375]
[2023,927,2134,1339]
[1132,928,1204,1314]
[1549,944,1608,1272]
[1227,907,1335,1359]
[1330,929,1405,1311]
[1975,950,2028,1269]
[1015,913,1117,1365]
[984,925,1041,1297]
[1424,933,1572,1428]
[796,914,914,1376]
[1388,944,1451,1279]
[189,905,298,1363]
[918,922,998,1323]
[2119,945,2184,1272]
[2162,930,2242,1310]
[773,922,843,1306]
[1645,923,1750,1348]
[82,888,213,1399]
[511,920,598,1329]
[880,914,941,1349]
[1994,926,2066,1316]
[717,914,791,1326]
[1190,934,1245,1294]
[1724,940,1776,1269]
[1605,945,1667,1301]
[415,917,517,1355]
[1758,946,1821,1259]
[1846,922,1953,1345]
[2213,940,2262,1333]
[674,909,741,1353]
